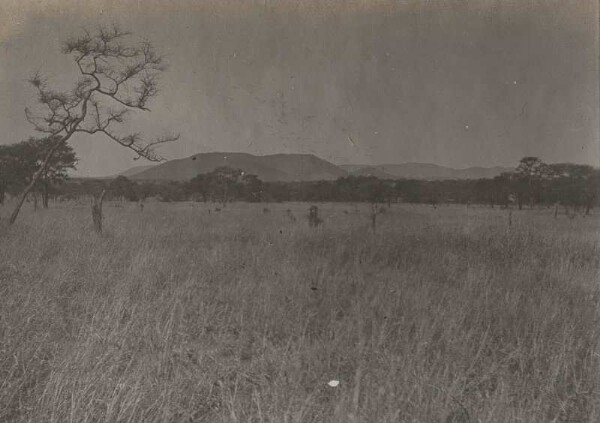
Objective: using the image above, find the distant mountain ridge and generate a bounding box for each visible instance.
[117,152,513,182]
[340,163,513,180]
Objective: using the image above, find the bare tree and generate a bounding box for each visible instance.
[9,24,178,226]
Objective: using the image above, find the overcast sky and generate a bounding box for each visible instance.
[0,0,598,177]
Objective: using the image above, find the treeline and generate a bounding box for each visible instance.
[30,157,600,213]
[2,144,599,213]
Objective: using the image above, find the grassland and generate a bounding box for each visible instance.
[0,201,599,422]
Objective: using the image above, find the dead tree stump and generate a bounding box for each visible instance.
[91,189,106,233]
[370,203,378,232]
[308,205,322,228]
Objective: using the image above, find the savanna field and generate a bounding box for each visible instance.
[1,201,599,422]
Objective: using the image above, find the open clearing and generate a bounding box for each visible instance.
[1,202,599,422]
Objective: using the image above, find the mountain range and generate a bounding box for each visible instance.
[119,152,513,182]
[338,163,513,180]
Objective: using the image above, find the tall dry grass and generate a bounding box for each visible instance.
[0,201,599,422]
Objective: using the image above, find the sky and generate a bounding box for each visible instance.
[0,0,598,177]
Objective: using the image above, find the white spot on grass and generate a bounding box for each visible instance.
[328,380,340,387]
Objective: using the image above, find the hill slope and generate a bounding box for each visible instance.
[118,165,156,178]
[130,152,347,182]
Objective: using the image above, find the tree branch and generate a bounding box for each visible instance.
[25,25,178,164]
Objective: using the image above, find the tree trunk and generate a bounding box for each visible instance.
[33,192,38,211]
[91,190,106,233]
[554,202,559,218]
[42,180,49,209]
[8,137,66,225]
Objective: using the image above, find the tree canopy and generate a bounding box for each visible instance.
[0,136,77,205]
